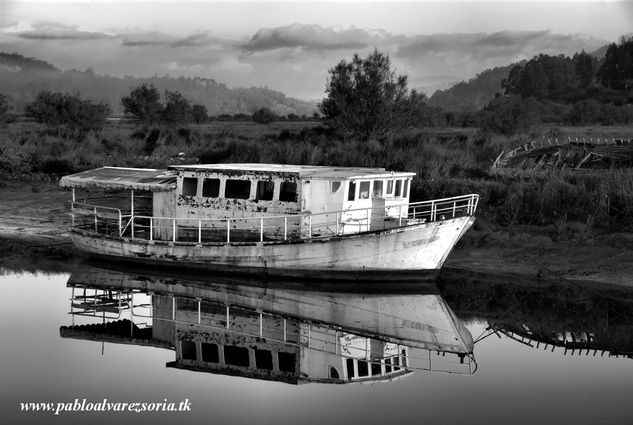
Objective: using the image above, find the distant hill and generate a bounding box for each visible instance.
[0,52,318,116]
[428,64,520,113]
[428,43,613,113]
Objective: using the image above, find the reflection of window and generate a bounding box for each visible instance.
[256,181,274,201]
[201,343,219,363]
[225,180,251,199]
[331,181,342,193]
[182,178,198,196]
[403,180,409,198]
[255,349,273,370]
[386,180,394,195]
[224,346,250,367]
[330,367,340,379]
[346,358,355,378]
[358,360,369,377]
[347,181,356,201]
[279,181,297,202]
[202,178,220,198]
[278,352,296,373]
[373,180,383,197]
[181,340,196,360]
[359,181,370,199]
[395,180,402,197]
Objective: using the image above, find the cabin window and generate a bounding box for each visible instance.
[278,352,296,373]
[403,180,409,198]
[373,180,383,197]
[201,343,219,363]
[182,178,198,196]
[331,181,342,193]
[395,180,402,197]
[225,179,251,199]
[255,349,274,370]
[202,178,220,198]
[371,362,382,376]
[256,181,274,201]
[279,181,297,202]
[181,340,196,360]
[347,181,356,201]
[359,181,370,199]
[224,346,250,367]
[386,180,394,195]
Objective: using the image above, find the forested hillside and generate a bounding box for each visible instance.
[0,53,317,116]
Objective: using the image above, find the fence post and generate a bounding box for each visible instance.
[452,201,456,218]
[172,219,176,242]
[227,219,230,243]
[118,210,122,235]
[366,208,370,232]
[284,217,287,241]
[260,217,264,242]
[198,219,202,244]
[398,204,402,226]
[131,215,135,239]
[336,212,340,235]
[308,214,312,239]
[149,218,153,241]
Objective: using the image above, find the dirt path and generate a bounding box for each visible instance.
[1,181,632,288]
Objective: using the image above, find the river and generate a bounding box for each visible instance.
[1,259,632,425]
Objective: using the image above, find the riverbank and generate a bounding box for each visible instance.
[1,180,632,287]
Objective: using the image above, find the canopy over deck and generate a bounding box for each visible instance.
[169,163,415,180]
[60,167,177,192]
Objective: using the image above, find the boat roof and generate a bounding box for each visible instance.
[59,167,177,191]
[170,163,415,180]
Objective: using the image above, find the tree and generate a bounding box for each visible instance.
[162,90,192,124]
[25,91,110,137]
[121,84,163,124]
[0,93,12,124]
[251,107,276,124]
[319,49,426,140]
[191,104,209,124]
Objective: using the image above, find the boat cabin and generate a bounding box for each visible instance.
[61,164,416,242]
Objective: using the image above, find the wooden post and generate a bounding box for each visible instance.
[260,217,264,242]
[226,219,230,243]
[198,219,202,244]
[284,217,287,240]
[172,219,176,242]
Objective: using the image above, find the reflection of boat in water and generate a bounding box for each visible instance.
[59,263,476,384]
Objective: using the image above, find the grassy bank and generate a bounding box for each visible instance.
[1,121,632,236]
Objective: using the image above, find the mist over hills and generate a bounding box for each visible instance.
[0,52,318,116]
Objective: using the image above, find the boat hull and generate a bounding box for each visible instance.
[70,216,474,281]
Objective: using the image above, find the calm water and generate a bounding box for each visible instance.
[1,261,632,425]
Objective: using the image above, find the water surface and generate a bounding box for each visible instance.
[1,263,632,425]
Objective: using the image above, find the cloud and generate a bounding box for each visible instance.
[121,31,176,46]
[16,21,112,41]
[244,23,392,52]
[395,30,606,64]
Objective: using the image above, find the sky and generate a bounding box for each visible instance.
[1,1,632,100]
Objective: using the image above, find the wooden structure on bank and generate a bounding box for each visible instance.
[493,138,633,170]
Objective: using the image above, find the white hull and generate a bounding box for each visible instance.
[71,216,474,280]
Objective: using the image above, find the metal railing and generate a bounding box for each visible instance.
[70,194,479,244]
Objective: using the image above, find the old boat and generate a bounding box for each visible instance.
[60,164,479,280]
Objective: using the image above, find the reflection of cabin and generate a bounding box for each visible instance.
[61,274,476,384]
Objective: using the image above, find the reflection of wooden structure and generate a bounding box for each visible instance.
[493,138,633,170]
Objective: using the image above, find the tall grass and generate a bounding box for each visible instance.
[1,121,632,231]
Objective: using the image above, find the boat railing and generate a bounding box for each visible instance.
[70,194,479,244]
